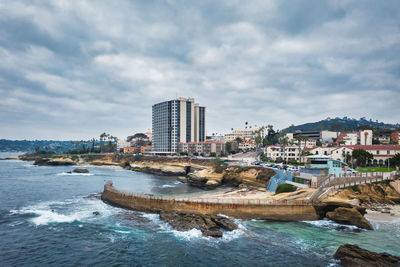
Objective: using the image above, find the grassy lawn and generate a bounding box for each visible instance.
[358,167,396,173]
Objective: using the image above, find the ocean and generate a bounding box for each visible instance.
[1,152,399,266]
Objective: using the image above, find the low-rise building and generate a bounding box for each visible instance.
[140,145,152,154]
[124,147,138,154]
[264,145,301,162]
[344,145,400,165]
[224,126,266,142]
[391,132,399,144]
[178,141,226,156]
[238,140,257,151]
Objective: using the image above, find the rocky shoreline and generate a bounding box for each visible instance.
[334,243,400,267]
[16,153,400,230]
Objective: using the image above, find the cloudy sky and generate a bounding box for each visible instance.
[1,0,399,140]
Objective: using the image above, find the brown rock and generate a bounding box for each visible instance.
[159,212,237,238]
[326,207,373,230]
[334,243,400,267]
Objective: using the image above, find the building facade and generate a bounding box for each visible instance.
[178,141,225,156]
[152,98,205,154]
[224,126,266,142]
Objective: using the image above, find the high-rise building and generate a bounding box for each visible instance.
[152,97,205,153]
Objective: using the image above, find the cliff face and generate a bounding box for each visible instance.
[323,181,400,206]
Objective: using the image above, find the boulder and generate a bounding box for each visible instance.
[93,211,100,216]
[326,207,373,230]
[334,243,400,267]
[159,212,237,238]
[211,215,238,231]
[73,168,89,173]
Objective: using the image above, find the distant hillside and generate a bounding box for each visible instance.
[0,140,98,153]
[285,117,399,133]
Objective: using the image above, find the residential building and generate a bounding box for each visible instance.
[152,97,205,154]
[178,141,225,156]
[140,145,152,154]
[336,130,372,146]
[238,140,256,151]
[117,139,130,150]
[123,147,138,154]
[391,132,399,144]
[344,145,400,165]
[285,133,317,148]
[290,130,339,143]
[224,126,266,142]
[264,145,301,162]
[206,135,225,142]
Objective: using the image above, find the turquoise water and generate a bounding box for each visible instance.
[1,153,399,266]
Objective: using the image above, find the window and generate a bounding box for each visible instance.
[376,150,379,155]
[387,150,390,155]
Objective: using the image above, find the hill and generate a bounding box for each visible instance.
[285,117,399,133]
[0,139,98,153]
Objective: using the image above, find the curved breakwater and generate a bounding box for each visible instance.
[102,181,320,221]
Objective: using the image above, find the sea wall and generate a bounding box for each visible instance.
[102,182,319,221]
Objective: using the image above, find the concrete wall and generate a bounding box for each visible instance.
[102,183,319,221]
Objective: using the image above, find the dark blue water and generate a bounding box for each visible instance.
[1,153,399,266]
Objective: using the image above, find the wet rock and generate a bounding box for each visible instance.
[334,243,400,267]
[73,168,89,173]
[177,176,188,183]
[326,207,373,230]
[211,215,238,231]
[93,211,100,216]
[159,212,237,238]
[33,158,75,166]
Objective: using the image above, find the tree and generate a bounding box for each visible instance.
[352,149,373,167]
[295,134,308,162]
[389,153,400,168]
[255,135,262,146]
[235,137,243,143]
[280,136,289,163]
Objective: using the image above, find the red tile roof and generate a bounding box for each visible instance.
[344,145,400,150]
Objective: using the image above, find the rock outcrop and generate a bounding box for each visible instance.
[159,211,238,238]
[33,157,75,166]
[326,207,373,230]
[73,168,89,173]
[187,166,276,189]
[323,181,400,206]
[334,243,400,267]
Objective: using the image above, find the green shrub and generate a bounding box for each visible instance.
[351,185,361,193]
[275,184,297,194]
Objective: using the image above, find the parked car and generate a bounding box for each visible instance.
[345,168,359,174]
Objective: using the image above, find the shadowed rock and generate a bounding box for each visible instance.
[326,207,373,230]
[334,243,400,267]
[73,168,89,173]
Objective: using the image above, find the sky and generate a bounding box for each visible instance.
[1,0,400,140]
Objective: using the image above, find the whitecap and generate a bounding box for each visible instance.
[57,172,94,176]
[171,228,204,240]
[303,219,360,231]
[10,196,116,226]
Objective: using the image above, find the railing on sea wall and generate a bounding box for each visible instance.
[104,181,311,206]
[316,171,396,189]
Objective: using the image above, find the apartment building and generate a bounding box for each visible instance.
[238,140,257,151]
[152,98,205,154]
[336,130,373,145]
[224,126,266,142]
[264,145,301,162]
[178,141,226,156]
[284,133,317,148]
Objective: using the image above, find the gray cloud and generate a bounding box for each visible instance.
[0,0,399,140]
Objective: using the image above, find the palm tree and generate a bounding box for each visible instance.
[245,121,248,129]
[280,137,289,163]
